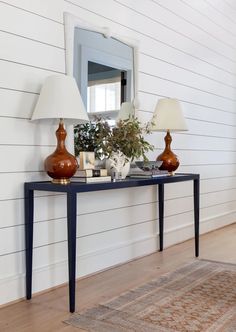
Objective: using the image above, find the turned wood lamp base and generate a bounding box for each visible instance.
[157,130,179,173]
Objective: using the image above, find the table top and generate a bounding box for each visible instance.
[24,173,200,193]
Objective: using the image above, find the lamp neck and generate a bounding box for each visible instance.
[56,120,67,151]
[164,130,172,151]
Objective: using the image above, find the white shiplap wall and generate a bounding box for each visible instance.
[1,0,236,305]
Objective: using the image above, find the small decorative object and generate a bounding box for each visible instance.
[79,151,95,170]
[129,161,167,178]
[108,151,128,180]
[135,160,163,171]
[31,75,89,184]
[150,98,188,173]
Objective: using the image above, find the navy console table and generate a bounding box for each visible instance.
[24,173,200,312]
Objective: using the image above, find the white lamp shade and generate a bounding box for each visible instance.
[116,102,135,121]
[151,98,188,132]
[31,75,89,125]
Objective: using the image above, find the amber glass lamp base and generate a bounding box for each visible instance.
[157,130,179,174]
[44,120,78,184]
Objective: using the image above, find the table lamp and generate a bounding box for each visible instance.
[150,98,188,173]
[116,102,135,121]
[31,75,89,184]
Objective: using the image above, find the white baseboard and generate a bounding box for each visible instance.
[164,209,236,248]
[1,211,235,306]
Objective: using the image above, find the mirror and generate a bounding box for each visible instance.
[64,13,138,121]
[87,61,126,115]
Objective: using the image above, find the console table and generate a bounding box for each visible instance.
[24,173,200,312]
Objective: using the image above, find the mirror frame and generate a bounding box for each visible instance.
[64,12,139,107]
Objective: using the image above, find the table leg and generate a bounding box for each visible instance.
[194,178,200,257]
[158,184,164,251]
[24,185,34,300]
[67,192,77,313]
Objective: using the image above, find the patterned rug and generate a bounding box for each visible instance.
[64,260,236,331]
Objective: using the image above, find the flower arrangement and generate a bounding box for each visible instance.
[74,116,153,161]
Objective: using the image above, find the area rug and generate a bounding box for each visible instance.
[64,260,236,331]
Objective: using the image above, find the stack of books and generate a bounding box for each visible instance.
[129,169,170,178]
[72,169,111,183]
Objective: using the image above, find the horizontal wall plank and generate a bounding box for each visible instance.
[173,149,236,166]
[0,172,48,201]
[116,0,236,58]
[0,61,63,94]
[0,118,56,145]
[201,200,236,220]
[0,215,157,256]
[142,0,236,48]
[179,164,236,179]
[0,2,64,48]
[165,201,236,231]
[170,133,236,152]
[0,89,38,119]
[142,130,236,153]
[183,0,236,34]
[0,0,63,23]
[139,73,236,113]
[0,145,53,173]
[154,0,236,46]
[139,53,236,100]
[139,35,236,89]
[206,0,236,23]
[0,32,65,73]
[168,120,236,140]
[201,176,236,193]
[201,188,236,208]
[222,0,236,12]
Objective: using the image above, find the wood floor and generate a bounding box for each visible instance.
[1,223,236,332]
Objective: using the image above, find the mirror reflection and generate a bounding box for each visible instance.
[87,61,127,114]
[73,27,134,120]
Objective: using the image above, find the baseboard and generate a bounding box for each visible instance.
[0,210,235,305]
[164,209,236,247]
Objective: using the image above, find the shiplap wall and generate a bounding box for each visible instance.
[1,0,236,305]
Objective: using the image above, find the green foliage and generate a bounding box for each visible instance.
[107,117,153,161]
[74,118,111,160]
[74,116,153,161]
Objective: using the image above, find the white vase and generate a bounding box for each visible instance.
[106,152,130,179]
[120,160,131,179]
